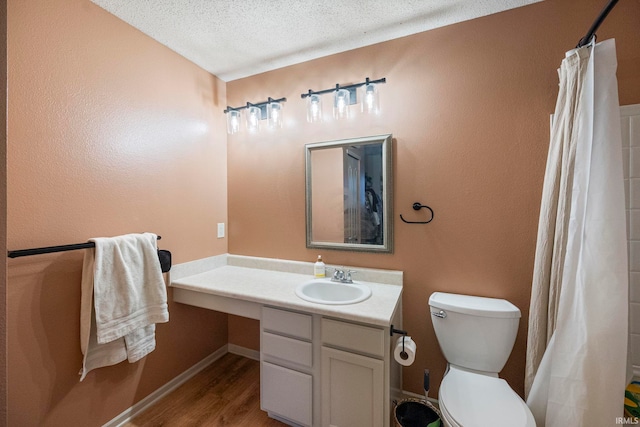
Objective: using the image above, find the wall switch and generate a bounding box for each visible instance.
[217,223,225,238]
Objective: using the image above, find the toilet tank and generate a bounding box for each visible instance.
[429,292,521,374]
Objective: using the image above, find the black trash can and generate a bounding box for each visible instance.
[393,398,441,427]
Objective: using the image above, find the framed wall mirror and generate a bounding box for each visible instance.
[305,134,393,253]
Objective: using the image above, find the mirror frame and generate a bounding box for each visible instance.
[305,134,393,253]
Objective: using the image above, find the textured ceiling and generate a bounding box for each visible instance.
[91,0,542,82]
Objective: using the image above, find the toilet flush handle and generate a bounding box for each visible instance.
[431,310,447,319]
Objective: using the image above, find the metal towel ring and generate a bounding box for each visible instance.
[400,202,434,224]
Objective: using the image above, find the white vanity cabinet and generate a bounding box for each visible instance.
[170,258,403,427]
[260,307,395,427]
[321,318,386,427]
[261,306,314,426]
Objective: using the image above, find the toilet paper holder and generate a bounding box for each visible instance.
[391,325,410,360]
[390,325,407,337]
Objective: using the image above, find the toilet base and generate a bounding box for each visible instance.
[438,365,535,427]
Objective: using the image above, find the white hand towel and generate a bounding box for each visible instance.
[80,233,168,381]
[80,247,127,380]
[125,324,157,363]
[91,233,168,343]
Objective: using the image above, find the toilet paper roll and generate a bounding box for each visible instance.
[394,336,416,366]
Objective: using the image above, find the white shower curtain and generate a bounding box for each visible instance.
[526,39,628,426]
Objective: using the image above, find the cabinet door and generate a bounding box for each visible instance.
[321,347,384,427]
[261,361,313,426]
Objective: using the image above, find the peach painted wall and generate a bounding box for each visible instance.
[228,315,260,353]
[8,0,228,425]
[1,0,7,424]
[227,0,640,397]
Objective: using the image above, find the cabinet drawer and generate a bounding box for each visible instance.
[262,331,313,368]
[261,361,313,427]
[262,306,312,340]
[321,318,385,358]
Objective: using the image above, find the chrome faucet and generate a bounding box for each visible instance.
[330,267,355,284]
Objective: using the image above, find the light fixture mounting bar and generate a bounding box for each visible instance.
[300,77,386,99]
[223,96,287,114]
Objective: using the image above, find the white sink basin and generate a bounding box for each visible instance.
[295,279,372,305]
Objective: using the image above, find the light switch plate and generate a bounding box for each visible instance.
[217,223,225,238]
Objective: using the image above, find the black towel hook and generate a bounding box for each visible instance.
[400,202,434,224]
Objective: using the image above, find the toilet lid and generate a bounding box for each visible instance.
[439,367,535,427]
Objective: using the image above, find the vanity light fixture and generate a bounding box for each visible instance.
[226,109,241,134]
[334,88,351,120]
[301,77,386,121]
[306,92,323,123]
[362,80,380,114]
[267,100,283,129]
[223,96,287,134]
[246,105,262,132]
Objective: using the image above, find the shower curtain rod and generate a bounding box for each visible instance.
[7,235,162,258]
[576,0,619,48]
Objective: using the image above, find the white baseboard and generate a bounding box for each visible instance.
[104,345,228,427]
[228,343,260,361]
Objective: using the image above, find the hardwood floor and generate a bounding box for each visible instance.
[124,353,286,426]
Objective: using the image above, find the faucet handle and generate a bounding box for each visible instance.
[344,269,356,283]
[329,267,345,281]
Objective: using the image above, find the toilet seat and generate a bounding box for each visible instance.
[439,366,536,427]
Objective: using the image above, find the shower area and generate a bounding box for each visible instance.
[524,2,635,418]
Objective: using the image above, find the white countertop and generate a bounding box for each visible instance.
[170,256,403,327]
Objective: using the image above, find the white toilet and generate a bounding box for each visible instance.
[429,292,536,427]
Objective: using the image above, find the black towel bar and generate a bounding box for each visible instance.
[7,235,162,258]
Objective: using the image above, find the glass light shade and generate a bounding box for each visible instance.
[267,101,283,129]
[307,94,323,123]
[333,89,351,120]
[362,83,379,114]
[246,105,261,132]
[226,109,241,134]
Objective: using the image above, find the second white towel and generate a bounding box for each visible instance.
[80,232,168,381]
